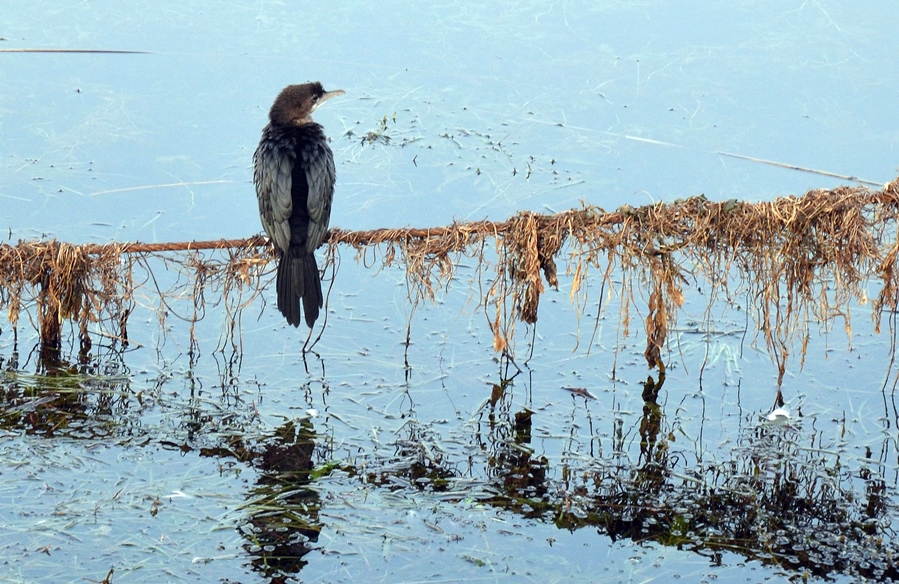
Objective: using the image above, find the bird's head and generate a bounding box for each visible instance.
[269,82,345,126]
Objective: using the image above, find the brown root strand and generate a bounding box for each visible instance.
[1,178,898,376]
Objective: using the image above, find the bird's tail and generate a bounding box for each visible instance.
[276,248,323,328]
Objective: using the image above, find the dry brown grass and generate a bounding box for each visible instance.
[3,178,899,379]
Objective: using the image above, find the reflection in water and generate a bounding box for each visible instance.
[1,347,895,581]
[552,391,896,581]
[335,369,896,581]
[0,343,132,438]
[238,419,323,579]
[364,403,458,492]
[491,408,549,507]
[477,374,550,513]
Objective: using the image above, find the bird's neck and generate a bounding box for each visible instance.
[288,115,314,126]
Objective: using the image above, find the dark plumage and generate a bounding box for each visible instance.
[253,82,344,327]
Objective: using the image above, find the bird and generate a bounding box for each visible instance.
[253,82,344,328]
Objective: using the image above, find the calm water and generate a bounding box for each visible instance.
[1,2,898,582]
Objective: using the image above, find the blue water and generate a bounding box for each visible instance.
[1,2,897,582]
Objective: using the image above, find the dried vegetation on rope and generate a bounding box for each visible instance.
[2,179,899,380]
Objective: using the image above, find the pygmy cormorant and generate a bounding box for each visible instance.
[253,82,344,328]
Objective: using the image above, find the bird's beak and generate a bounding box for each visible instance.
[313,89,345,111]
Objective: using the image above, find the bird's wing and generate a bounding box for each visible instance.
[253,134,294,253]
[303,141,336,254]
